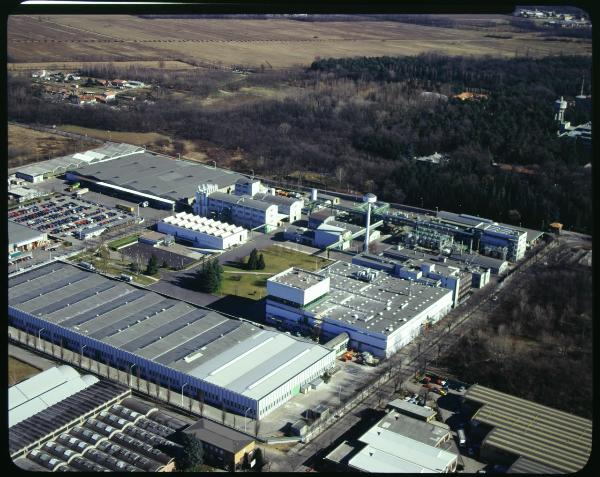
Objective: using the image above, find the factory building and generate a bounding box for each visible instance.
[436,211,527,262]
[183,419,256,471]
[9,220,48,258]
[195,185,279,230]
[11,371,186,472]
[463,385,592,474]
[234,177,262,197]
[157,212,248,250]
[266,262,453,358]
[8,185,48,203]
[285,210,380,251]
[253,192,303,223]
[9,262,336,421]
[325,401,457,473]
[17,143,143,183]
[67,151,244,211]
[352,253,472,306]
[384,247,496,282]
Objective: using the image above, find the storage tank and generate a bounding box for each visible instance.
[311,188,318,201]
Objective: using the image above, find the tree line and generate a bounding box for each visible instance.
[8,54,591,232]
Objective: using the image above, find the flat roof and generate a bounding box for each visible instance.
[324,440,361,465]
[209,191,275,211]
[17,142,143,178]
[253,193,302,207]
[465,384,592,473]
[306,262,452,335]
[354,426,456,473]
[9,262,333,402]
[386,399,437,420]
[9,220,47,246]
[269,267,329,291]
[184,418,254,454]
[71,151,244,201]
[437,210,494,228]
[377,410,449,447]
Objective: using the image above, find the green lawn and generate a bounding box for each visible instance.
[108,234,141,250]
[220,246,332,300]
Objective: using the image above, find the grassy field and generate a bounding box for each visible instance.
[8,356,41,386]
[8,123,97,169]
[8,15,591,67]
[220,245,331,300]
[7,60,199,72]
[60,124,170,146]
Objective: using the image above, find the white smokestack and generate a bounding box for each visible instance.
[363,192,377,253]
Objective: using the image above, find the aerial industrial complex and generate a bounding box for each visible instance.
[8,131,584,474]
[266,261,453,357]
[9,261,336,421]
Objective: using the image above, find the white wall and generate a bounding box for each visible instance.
[266,274,330,306]
[157,222,247,250]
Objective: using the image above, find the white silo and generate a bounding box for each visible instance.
[363,192,377,253]
[554,96,567,123]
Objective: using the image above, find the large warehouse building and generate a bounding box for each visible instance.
[16,142,143,183]
[9,262,336,421]
[66,151,245,210]
[266,261,453,357]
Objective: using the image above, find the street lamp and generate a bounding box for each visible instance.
[244,407,252,433]
[181,383,189,407]
[37,328,45,350]
[129,364,136,387]
[80,344,87,366]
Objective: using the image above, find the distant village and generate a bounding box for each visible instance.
[30,69,153,107]
[513,8,591,28]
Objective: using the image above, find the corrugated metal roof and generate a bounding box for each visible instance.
[507,455,563,474]
[16,142,142,178]
[466,385,592,473]
[9,366,99,427]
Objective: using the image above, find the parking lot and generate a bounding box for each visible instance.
[8,194,137,240]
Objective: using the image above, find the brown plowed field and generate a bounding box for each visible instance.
[8,15,591,68]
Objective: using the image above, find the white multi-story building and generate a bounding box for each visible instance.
[266,262,453,358]
[157,212,248,250]
[195,185,279,230]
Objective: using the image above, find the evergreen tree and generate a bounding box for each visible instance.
[145,253,158,275]
[175,433,204,471]
[198,259,223,294]
[257,253,266,270]
[247,248,259,270]
[253,448,265,472]
[161,260,169,269]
